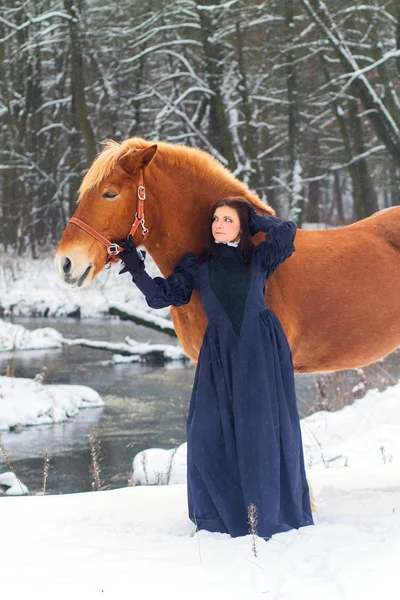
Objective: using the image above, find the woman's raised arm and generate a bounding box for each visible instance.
[118,240,196,309]
[249,207,297,275]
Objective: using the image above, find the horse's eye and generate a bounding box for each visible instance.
[103,191,118,199]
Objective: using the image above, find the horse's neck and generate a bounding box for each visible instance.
[145,158,240,274]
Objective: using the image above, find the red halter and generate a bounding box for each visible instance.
[69,170,149,265]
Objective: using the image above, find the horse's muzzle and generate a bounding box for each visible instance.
[55,254,93,287]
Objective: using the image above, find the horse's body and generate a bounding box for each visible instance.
[55,138,400,373]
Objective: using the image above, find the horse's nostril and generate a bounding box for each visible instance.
[63,257,72,275]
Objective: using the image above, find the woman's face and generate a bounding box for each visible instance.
[212,206,241,243]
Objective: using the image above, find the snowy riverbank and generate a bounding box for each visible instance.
[131,378,400,485]
[0,318,186,367]
[2,381,400,599]
[0,252,171,324]
[0,375,104,431]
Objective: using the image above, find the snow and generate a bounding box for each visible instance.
[0,471,29,495]
[301,385,400,469]
[1,253,400,597]
[133,443,187,485]
[64,335,186,361]
[1,383,400,598]
[132,380,400,482]
[0,318,186,363]
[0,318,63,352]
[0,376,104,430]
[109,301,175,333]
[0,252,171,322]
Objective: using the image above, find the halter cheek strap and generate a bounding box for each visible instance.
[125,170,149,241]
[68,169,149,265]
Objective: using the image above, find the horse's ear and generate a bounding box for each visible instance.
[118,144,158,175]
[140,144,158,166]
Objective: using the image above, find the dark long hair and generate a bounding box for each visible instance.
[197,197,255,266]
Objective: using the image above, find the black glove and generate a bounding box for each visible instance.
[117,237,145,275]
[248,205,282,236]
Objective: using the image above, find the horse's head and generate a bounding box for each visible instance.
[55,139,158,287]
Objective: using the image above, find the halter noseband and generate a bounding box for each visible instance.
[69,169,149,265]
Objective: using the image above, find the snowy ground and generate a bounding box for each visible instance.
[1,249,399,598]
[0,252,168,321]
[1,382,399,599]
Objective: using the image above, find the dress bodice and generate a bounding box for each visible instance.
[195,246,269,337]
[208,245,251,336]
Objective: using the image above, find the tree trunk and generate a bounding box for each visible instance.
[235,21,259,190]
[285,0,304,224]
[64,0,97,165]
[347,99,378,219]
[302,0,400,164]
[197,1,235,170]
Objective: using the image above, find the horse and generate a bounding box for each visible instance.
[55,137,400,373]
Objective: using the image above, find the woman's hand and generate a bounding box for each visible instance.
[248,205,283,236]
[117,236,145,275]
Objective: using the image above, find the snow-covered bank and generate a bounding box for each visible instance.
[0,376,104,431]
[64,336,187,361]
[109,302,175,334]
[0,318,187,362]
[0,471,29,495]
[0,253,170,324]
[131,379,400,485]
[1,375,400,598]
[0,319,63,352]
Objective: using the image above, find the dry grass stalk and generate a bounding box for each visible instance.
[34,355,63,385]
[248,503,259,558]
[164,445,179,485]
[43,450,50,494]
[140,450,149,485]
[0,436,25,495]
[6,346,17,377]
[89,428,103,491]
[0,436,15,473]
[192,508,202,563]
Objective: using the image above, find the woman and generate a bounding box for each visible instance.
[118,197,314,540]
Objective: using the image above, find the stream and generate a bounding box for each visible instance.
[1,316,399,495]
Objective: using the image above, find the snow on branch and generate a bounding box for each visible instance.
[337,5,398,25]
[301,0,400,142]
[337,50,400,84]
[121,40,203,65]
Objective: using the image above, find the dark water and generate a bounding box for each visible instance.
[0,318,194,494]
[1,317,399,495]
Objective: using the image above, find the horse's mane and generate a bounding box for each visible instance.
[78,137,267,211]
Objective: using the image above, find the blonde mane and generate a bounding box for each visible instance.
[78,137,267,211]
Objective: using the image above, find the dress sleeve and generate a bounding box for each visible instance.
[130,252,197,309]
[254,219,297,275]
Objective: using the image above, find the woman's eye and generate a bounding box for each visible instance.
[103,191,118,199]
[225,218,232,222]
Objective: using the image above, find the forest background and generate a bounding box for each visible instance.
[1,0,399,256]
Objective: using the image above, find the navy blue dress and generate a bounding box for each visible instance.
[128,216,313,539]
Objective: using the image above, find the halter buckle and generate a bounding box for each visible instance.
[138,185,146,201]
[107,243,121,255]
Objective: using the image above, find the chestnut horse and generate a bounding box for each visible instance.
[55,137,400,373]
